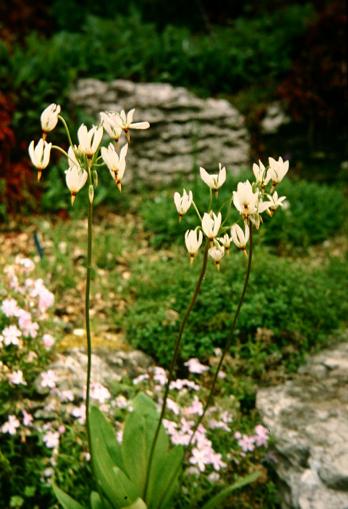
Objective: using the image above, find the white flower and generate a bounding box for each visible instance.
[252,160,267,184]
[40,370,57,389]
[231,223,250,252]
[115,109,150,141]
[267,156,289,185]
[28,139,52,179]
[199,163,226,190]
[232,181,258,218]
[77,124,103,157]
[185,229,203,262]
[43,430,60,449]
[185,358,209,374]
[267,191,287,211]
[217,234,231,252]
[100,111,123,140]
[201,212,222,239]
[1,415,20,435]
[40,103,61,133]
[65,164,88,205]
[208,245,224,270]
[174,189,193,217]
[8,370,26,386]
[101,143,128,190]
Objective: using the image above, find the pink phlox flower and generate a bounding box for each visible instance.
[236,433,255,452]
[43,430,60,449]
[17,309,38,337]
[166,398,180,415]
[115,395,128,409]
[60,389,74,402]
[183,396,203,416]
[133,373,149,385]
[71,404,86,424]
[30,279,54,313]
[163,419,177,436]
[40,370,57,389]
[42,334,55,349]
[22,410,33,427]
[208,419,230,431]
[152,366,167,385]
[2,325,21,346]
[189,446,212,472]
[1,415,20,435]
[90,382,111,404]
[1,298,19,317]
[8,370,27,385]
[184,358,209,374]
[254,424,269,447]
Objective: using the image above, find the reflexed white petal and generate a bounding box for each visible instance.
[129,121,150,130]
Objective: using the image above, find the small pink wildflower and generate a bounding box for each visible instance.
[40,370,57,389]
[166,398,180,415]
[71,404,86,424]
[184,396,203,416]
[42,333,55,349]
[153,366,167,385]
[115,395,128,409]
[1,415,20,435]
[236,434,255,452]
[254,424,269,446]
[43,430,60,449]
[184,358,209,374]
[170,379,200,391]
[208,419,230,431]
[2,325,21,346]
[90,382,111,404]
[1,298,19,317]
[22,410,33,427]
[17,310,38,338]
[60,389,74,402]
[133,373,149,385]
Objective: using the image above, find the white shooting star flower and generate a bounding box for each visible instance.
[101,143,128,191]
[267,156,289,185]
[201,212,222,240]
[231,223,250,255]
[174,189,193,218]
[65,163,88,205]
[185,229,203,263]
[252,160,268,185]
[28,139,52,181]
[199,163,226,191]
[40,103,61,134]
[77,124,103,157]
[232,180,258,219]
[100,111,123,141]
[115,109,150,142]
[208,245,225,270]
[217,234,232,254]
[265,191,287,215]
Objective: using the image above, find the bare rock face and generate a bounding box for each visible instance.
[256,342,348,509]
[70,79,250,183]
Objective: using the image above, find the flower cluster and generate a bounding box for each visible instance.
[174,158,289,268]
[28,104,150,204]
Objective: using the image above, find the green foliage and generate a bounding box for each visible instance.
[139,177,347,251]
[125,249,348,366]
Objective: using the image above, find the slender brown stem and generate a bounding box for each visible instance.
[187,226,253,450]
[143,242,209,500]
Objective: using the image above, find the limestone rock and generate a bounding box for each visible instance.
[70,79,250,183]
[256,341,348,509]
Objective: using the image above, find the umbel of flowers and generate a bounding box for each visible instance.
[28,103,289,509]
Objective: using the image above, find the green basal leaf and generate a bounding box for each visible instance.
[89,405,124,469]
[147,446,183,509]
[90,492,104,509]
[121,393,169,495]
[201,471,260,509]
[52,484,85,509]
[121,498,147,509]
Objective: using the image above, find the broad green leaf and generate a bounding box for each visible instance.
[121,393,169,495]
[89,406,124,469]
[121,498,147,509]
[52,484,85,509]
[92,435,140,508]
[147,446,183,509]
[201,471,260,509]
[90,492,104,509]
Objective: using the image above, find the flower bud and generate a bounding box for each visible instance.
[88,185,94,204]
[40,104,61,134]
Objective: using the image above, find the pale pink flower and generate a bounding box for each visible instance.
[170,379,199,391]
[133,373,149,385]
[208,419,230,432]
[8,370,26,386]
[254,424,269,447]
[42,334,55,349]
[1,298,19,317]
[71,404,86,424]
[166,398,180,415]
[1,415,20,435]
[2,325,21,346]
[185,358,209,374]
[40,370,57,389]
[60,390,74,402]
[43,430,60,449]
[163,419,177,436]
[236,434,255,452]
[90,382,111,404]
[184,397,203,416]
[115,395,128,409]
[22,410,33,427]
[153,366,167,385]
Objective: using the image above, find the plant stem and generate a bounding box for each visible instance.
[85,167,94,453]
[187,225,253,450]
[143,242,209,500]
